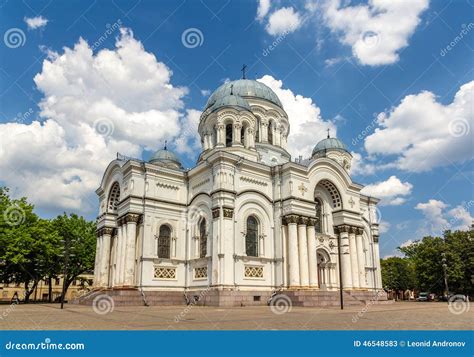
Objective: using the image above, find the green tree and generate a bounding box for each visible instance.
[399,230,473,295]
[52,213,96,301]
[0,188,60,302]
[381,257,416,299]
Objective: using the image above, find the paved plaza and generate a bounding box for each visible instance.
[0,302,471,330]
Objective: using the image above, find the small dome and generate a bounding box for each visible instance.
[205,79,283,111]
[312,137,348,156]
[210,94,251,113]
[149,147,182,168]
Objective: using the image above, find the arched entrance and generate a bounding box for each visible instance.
[317,249,331,289]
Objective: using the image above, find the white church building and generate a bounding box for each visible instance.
[92,78,384,306]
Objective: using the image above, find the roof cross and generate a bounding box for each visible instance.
[327,128,330,138]
[241,64,247,79]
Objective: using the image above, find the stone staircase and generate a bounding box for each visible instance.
[282,290,389,307]
[72,288,389,307]
[72,288,186,306]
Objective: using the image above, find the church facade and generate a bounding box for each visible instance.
[93,79,383,306]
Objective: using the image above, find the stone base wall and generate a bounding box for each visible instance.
[72,287,388,307]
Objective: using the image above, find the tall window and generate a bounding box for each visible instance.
[315,199,323,233]
[256,118,260,142]
[107,182,120,212]
[199,219,207,258]
[267,122,273,144]
[158,225,171,258]
[225,124,233,147]
[246,216,258,257]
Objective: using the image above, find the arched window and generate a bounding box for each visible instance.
[199,218,207,258]
[267,122,273,144]
[246,216,258,257]
[158,225,171,258]
[107,182,120,213]
[315,198,323,233]
[225,124,233,147]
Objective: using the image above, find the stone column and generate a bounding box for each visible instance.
[93,233,102,287]
[355,228,366,289]
[114,222,123,286]
[118,221,128,285]
[275,127,281,146]
[306,219,318,288]
[124,214,139,286]
[216,124,225,147]
[336,225,352,290]
[248,128,255,148]
[349,227,360,289]
[100,228,113,287]
[232,123,242,146]
[261,121,268,143]
[286,215,300,288]
[298,217,309,287]
[373,235,382,289]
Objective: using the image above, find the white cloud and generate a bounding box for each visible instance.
[415,199,449,235]
[201,89,211,96]
[0,29,196,213]
[322,0,428,65]
[256,0,271,22]
[416,199,473,236]
[257,75,336,158]
[174,109,202,160]
[365,81,474,172]
[266,7,302,36]
[350,151,376,176]
[361,175,413,206]
[24,16,48,30]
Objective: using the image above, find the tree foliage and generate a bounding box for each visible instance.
[0,187,96,302]
[398,230,473,295]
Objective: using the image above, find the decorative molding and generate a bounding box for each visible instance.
[244,265,264,278]
[285,214,299,224]
[194,267,208,279]
[156,182,180,191]
[240,176,268,187]
[153,266,176,280]
[212,208,220,219]
[192,178,210,190]
[125,213,141,224]
[223,207,234,219]
[373,235,379,243]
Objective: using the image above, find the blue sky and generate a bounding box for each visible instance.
[0,0,473,258]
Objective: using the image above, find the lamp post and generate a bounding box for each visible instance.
[441,252,449,304]
[60,236,75,309]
